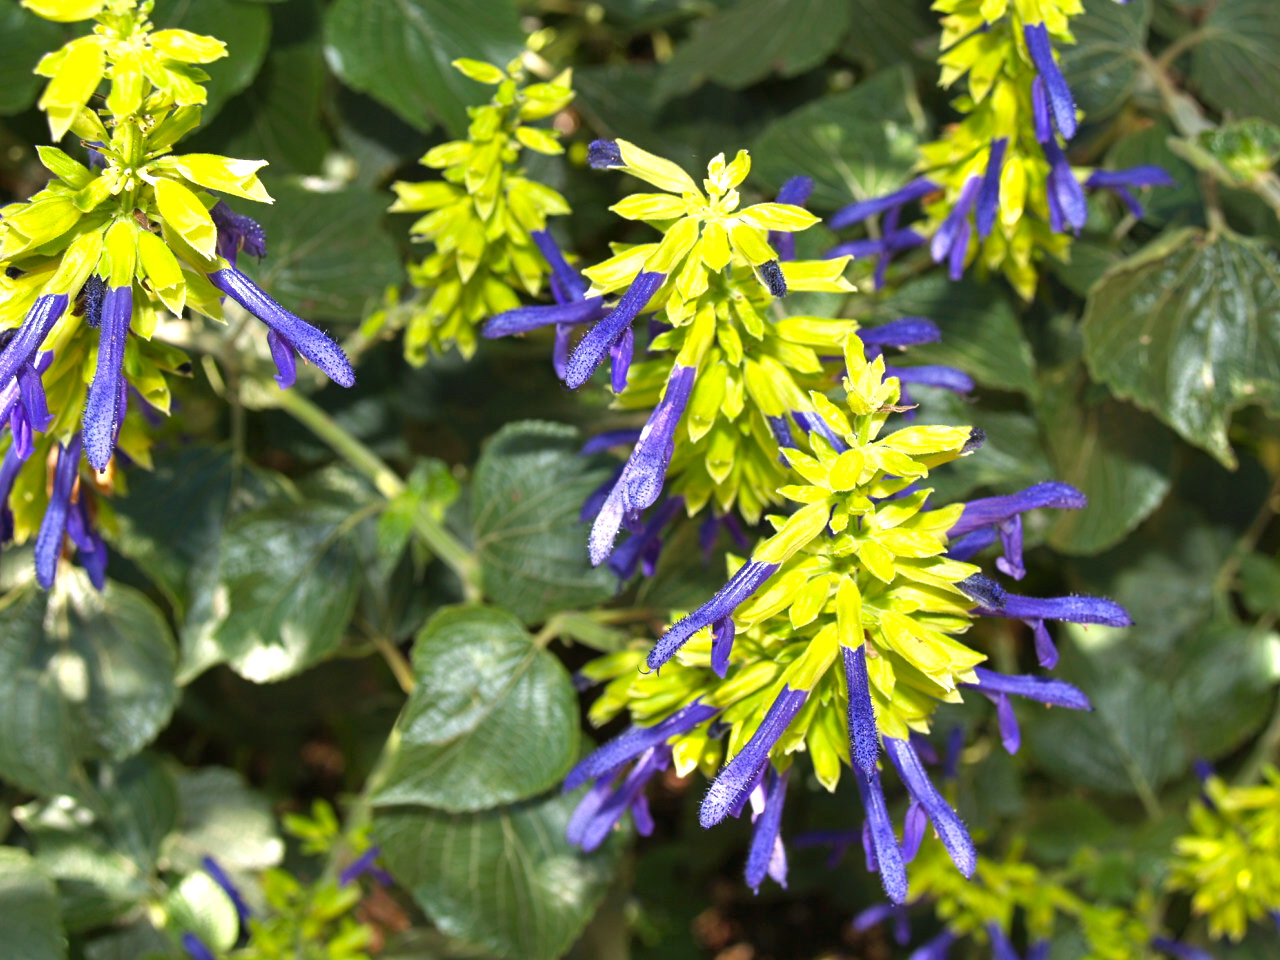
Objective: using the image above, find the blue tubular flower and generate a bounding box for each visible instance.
[207,268,355,388]
[909,930,957,960]
[1086,165,1176,218]
[564,271,666,390]
[181,933,217,960]
[844,644,879,779]
[826,228,925,263]
[483,297,609,338]
[1043,138,1087,234]
[647,558,781,670]
[948,481,1086,579]
[610,323,635,392]
[531,229,588,303]
[901,800,927,862]
[853,902,911,945]
[0,446,25,544]
[1026,941,1050,960]
[589,363,695,566]
[964,666,1092,711]
[758,259,787,297]
[976,138,1008,238]
[1023,23,1078,140]
[266,330,296,389]
[930,176,980,280]
[587,139,624,170]
[854,758,909,904]
[861,317,941,349]
[66,496,107,590]
[771,176,814,260]
[791,410,849,452]
[974,587,1132,669]
[565,699,718,792]
[569,744,670,851]
[5,352,55,459]
[884,737,977,877]
[608,495,684,580]
[988,923,1021,960]
[35,435,82,589]
[745,766,790,892]
[211,201,266,268]
[1151,938,1214,960]
[886,365,975,395]
[701,686,807,828]
[201,856,251,929]
[0,293,70,394]
[83,284,132,471]
[339,846,393,887]
[943,725,964,781]
[830,177,940,230]
[1031,78,1053,144]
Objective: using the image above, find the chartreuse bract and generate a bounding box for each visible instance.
[373,55,575,363]
[567,335,1131,902]
[830,0,1172,298]
[1,0,353,589]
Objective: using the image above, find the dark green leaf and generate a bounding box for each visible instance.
[1039,365,1175,554]
[322,0,523,135]
[240,181,403,322]
[839,0,932,72]
[1190,0,1280,127]
[0,5,65,116]
[372,606,578,811]
[471,421,617,625]
[653,0,852,103]
[1239,552,1280,617]
[82,923,172,960]
[877,274,1038,395]
[168,767,284,873]
[0,848,65,960]
[1105,119,1204,228]
[752,67,926,211]
[151,0,271,123]
[1060,0,1151,121]
[180,500,360,684]
[1083,228,1280,468]
[1048,238,1124,298]
[0,572,178,796]
[374,788,622,960]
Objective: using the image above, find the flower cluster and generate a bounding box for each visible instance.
[1,0,353,589]
[1169,765,1280,942]
[830,0,1172,298]
[372,56,575,363]
[567,337,1130,902]
[486,142,971,574]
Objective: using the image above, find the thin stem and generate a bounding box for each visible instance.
[1155,27,1210,72]
[273,388,481,600]
[374,636,417,694]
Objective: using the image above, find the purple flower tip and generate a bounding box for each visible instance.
[588,140,623,169]
[1024,23,1078,140]
[701,688,806,828]
[565,271,665,390]
[181,933,217,960]
[968,667,1092,710]
[648,558,779,670]
[759,259,787,297]
[958,573,1007,609]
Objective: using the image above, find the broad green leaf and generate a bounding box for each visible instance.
[1082,228,1280,468]
[151,0,271,123]
[653,0,853,103]
[471,421,617,624]
[0,4,65,116]
[166,767,284,874]
[180,500,361,684]
[1239,551,1280,617]
[1190,0,1280,127]
[1039,365,1175,555]
[878,274,1038,395]
[0,572,178,796]
[752,67,927,211]
[165,872,239,952]
[0,848,65,960]
[239,181,403,322]
[322,0,523,135]
[839,0,932,72]
[82,923,172,960]
[1060,0,1151,121]
[371,606,578,811]
[374,788,622,960]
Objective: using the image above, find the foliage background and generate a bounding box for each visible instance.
[2,0,1280,957]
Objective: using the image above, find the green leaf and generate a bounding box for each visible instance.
[239,181,403,322]
[877,274,1038,395]
[0,4,65,116]
[374,788,622,960]
[180,500,361,684]
[82,923,172,960]
[1239,551,1280,617]
[0,848,65,960]
[1060,0,1151,121]
[165,872,239,952]
[838,0,932,72]
[0,572,178,796]
[653,0,853,103]
[752,67,926,211]
[372,606,578,811]
[1082,228,1280,468]
[322,0,523,135]
[1039,365,1175,555]
[471,422,617,624]
[150,0,271,123]
[1190,0,1280,127]
[166,767,284,873]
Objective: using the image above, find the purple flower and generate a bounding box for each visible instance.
[963,667,1091,753]
[943,725,965,782]
[211,201,266,268]
[34,435,82,589]
[83,285,132,471]
[564,699,718,792]
[208,268,355,389]
[948,481,1086,579]
[976,138,1008,238]
[1032,77,1053,144]
[608,496,684,580]
[791,409,848,452]
[844,644,880,780]
[531,229,588,303]
[759,259,787,297]
[886,365,974,395]
[0,293,70,396]
[853,902,912,945]
[338,846,394,887]
[589,363,696,566]
[564,271,665,390]
[483,298,610,338]
[1043,138,1087,234]
[1027,941,1051,960]
[884,737,976,877]
[0,446,25,544]
[901,800,927,862]
[1086,165,1176,219]
[1151,938,1215,960]
[854,756,909,904]
[569,745,669,851]
[826,228,926,263]
[830,178,939,230]
[1024,23,1078,140]
[861,317,941,349]
[181,933,217,960]
[647,557,780,671]
[701,687,807,828]
[0,350,54,460]
[588,139,624,170]
[909,930,957,960]
[745,766,790,892]
[66,495,108,590]
[201,856,251,928]
[988,923,1021,960]
[972,585,1132,669]
[930,176,981,280]
[771,176,814,261]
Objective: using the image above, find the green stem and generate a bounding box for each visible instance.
[273,388,481,600]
